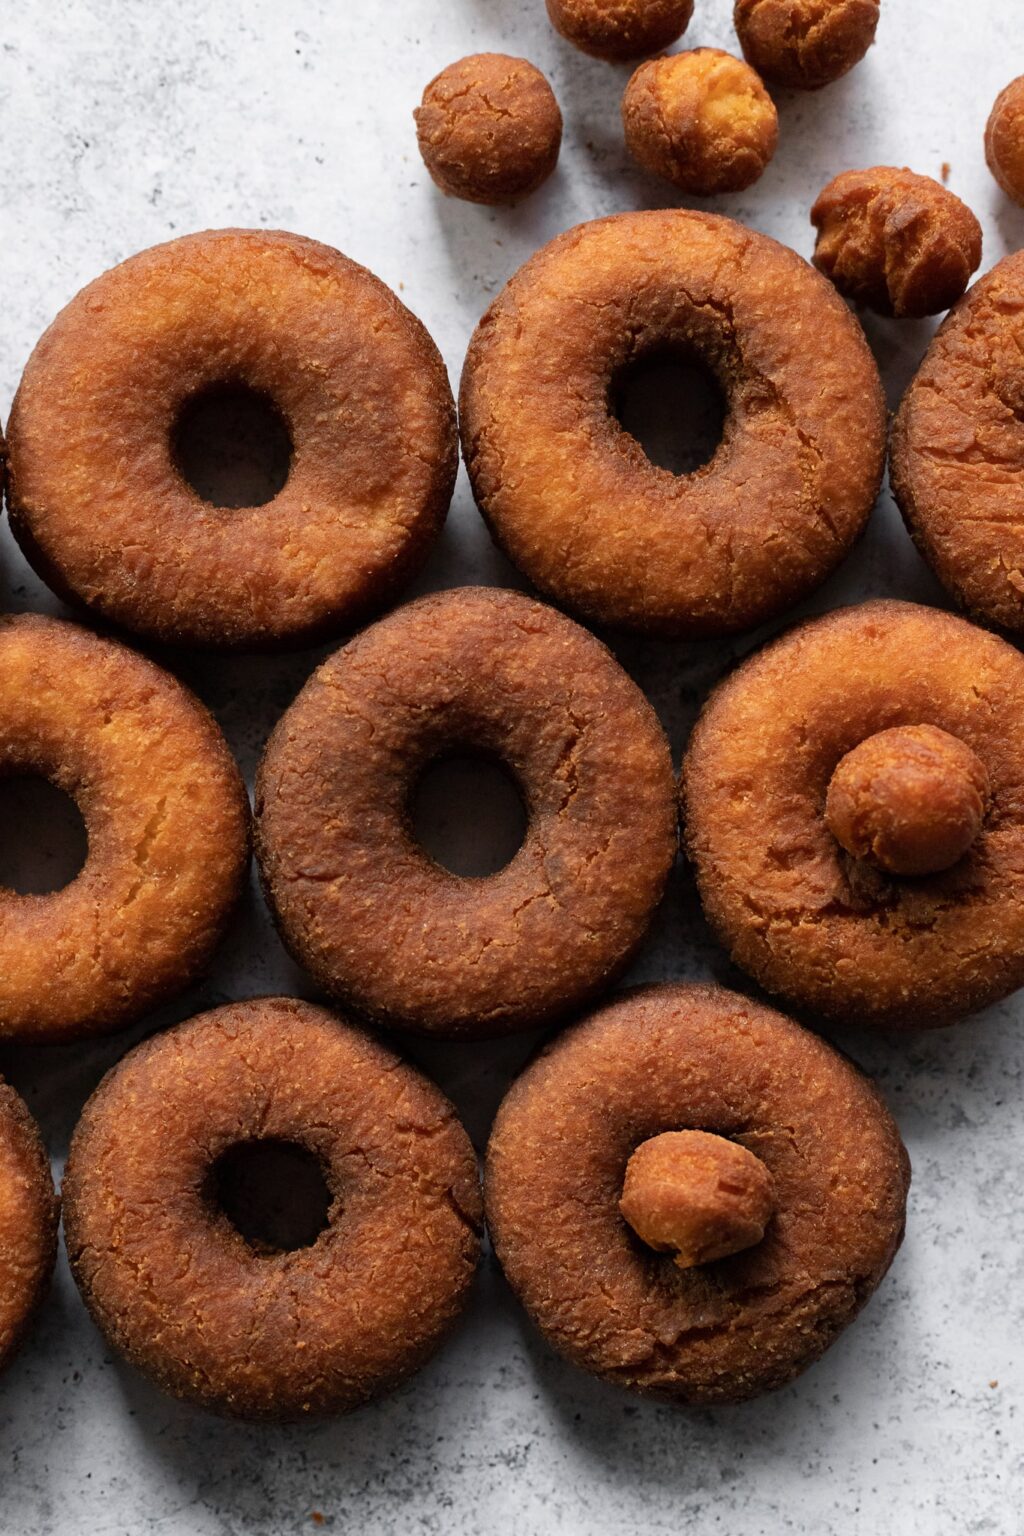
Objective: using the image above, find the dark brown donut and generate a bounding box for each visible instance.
[460,211,886,637]
[62,997,483,1421]
[255,588,676,1038]
[485,983,909,1403]
[0,615,248,1042]
[0,1079,58,1374]
[546,0,694,61]
[734,0,880,90]
[5,229,457,649]
[683,600,1024,1028]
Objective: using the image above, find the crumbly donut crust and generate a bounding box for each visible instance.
[986,77,1024,207]
[734,0,879,90]
[485,983,909,1403]
[0,1079,58,1373]
[546,0,694,61]
[62,997,483,1420]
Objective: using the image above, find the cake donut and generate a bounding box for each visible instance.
[485,983,909,1403]
[891,251,1024,634]
[0,615,249,1042]
[62,997,482,1420]
[0,1079,58,1374]
[460,212,886,637]
[5,229,457,649]
[683,599,1024,1029]
[734,0,880,90]
[546,0,694,61]
[255,587,677,1037]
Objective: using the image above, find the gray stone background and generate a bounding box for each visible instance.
[0,1,1021,1532]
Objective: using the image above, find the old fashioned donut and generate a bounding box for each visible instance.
[62,997,482,1420]
[0,1079,58,1374]
[683,600,1024,1029]
[485,983,909,1403]
[460,212,886,637]
[255,587,676,1037]
[891,252,1024,634]
[6,229,457,649]
[546,0,694,61]
[0,615,249,1042]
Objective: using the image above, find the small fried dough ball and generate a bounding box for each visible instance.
[986,77,1024,206]
[811,167,982,317]
[734,0,880,91]
[619,1130,775,1269]
[622,49,779,196]
[415,55,562,205]
[546,0,694,62]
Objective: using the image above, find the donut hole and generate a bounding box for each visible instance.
[410,752,528,878]
[610,350,727,475]
[0,775,88,895]
[172,383,293,509]
[211,1138,333,1254]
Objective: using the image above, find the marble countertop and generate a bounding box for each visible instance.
[1,1,1021,1532]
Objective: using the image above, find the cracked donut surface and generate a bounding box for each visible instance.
[683,599,1024,1028]
[5,229,457,648]
[0,1078,58,1373]
[0,615,249,1042]
[254,587,677,1038]
[890,251,1024,633]
[485,983,909,1403]
[62,997,483,1420]
[545,0,694,61]
[459,212,885,637]
[734,0,880,90]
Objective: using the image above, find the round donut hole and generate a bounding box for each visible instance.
[210,1138,333,1254]
[172,383,293,510]
[0,775,88,895]
[410,752,528,878]
[610,350,728,476]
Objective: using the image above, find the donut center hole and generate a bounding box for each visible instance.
[172,384,293,509]
[0,776,88,894]
[212,1139,332,1253]
[410,753,527,878]
[611,351,727,475]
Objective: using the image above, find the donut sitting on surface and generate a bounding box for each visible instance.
[734,0,880,90]
[546,0,694,61]
[986,76,1024,206]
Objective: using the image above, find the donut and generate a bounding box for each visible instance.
[415,55,562,204]
[485,983,909,1403]
[0,614,249,1042]
[546,0,694,61]
[62,997,482,1420]
[459,212,886,637]
[683,599,1024,1029]
[622,49,779,196]
[734,0,880,90]
[986,77,1024,206]
[890,252,1024,633]
[255,587,676,1037]
[5,229,457,649]
[811,167,982,318]
[0,1079,58,1374]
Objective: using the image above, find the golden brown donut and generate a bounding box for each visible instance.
[811,167,982,317]
[415,54,562,204]
[546,0,694,61]
[62,997,482,1420]
[0,1079,58,1374]
[460,211,886,637]
[5,229,457,649]
[890,252,1024,634]
[485,983,909,1403]
[734,0,880,90]
[683,599,1024,1029]
[622,49,779,195]
[255,587,676,1038]
[0,614,249,1042]
[986,77,1024,206]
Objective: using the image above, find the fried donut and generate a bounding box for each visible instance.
[546,0,694,61]
[460,212,886,637]
[0,614,248,1042]
[0,1079,58,1373]
[255,588,676,1038]
[683,599,1024,1029]
[734,0,880,90]
[985,77,1024,206]
[485,983,909,1403]
[890,252,1024,634]
[5,229,457,649]
[62,997,482,1420]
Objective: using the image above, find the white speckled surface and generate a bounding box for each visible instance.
[0,2,1022,1532]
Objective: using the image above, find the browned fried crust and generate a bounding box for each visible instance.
[986,77,1024,206]
[546,0,694,61]
[0,1079,58,1374]
[734,0,879,90]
